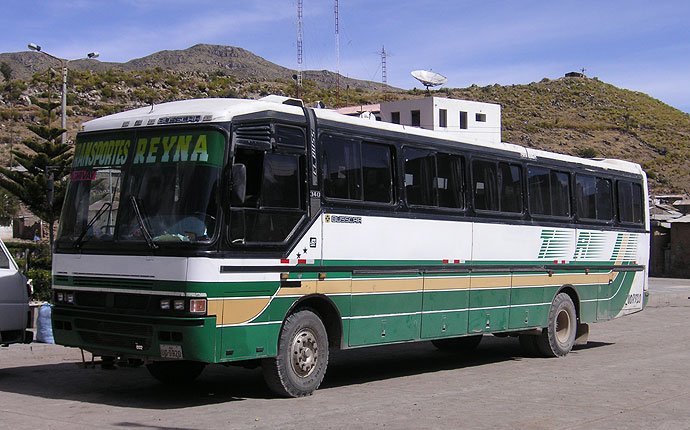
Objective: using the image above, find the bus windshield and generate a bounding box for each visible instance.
[56,128,225,250]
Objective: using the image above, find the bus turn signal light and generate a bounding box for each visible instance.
[189,299,206,313]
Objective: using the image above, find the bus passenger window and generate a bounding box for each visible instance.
[436,154,464,209]
[596,177,613,221]
[362,143,393,203]
[618,181,644,224]
[473,160,498,211]
[404,148,434,206]
[528,168,570,217]
[499,163,522,213]
[576,174,612,221]
[528,167,550,215]
[576,175,597,219]
[552,171,571,217]
[322,137,361,200]
[632,183,643,224]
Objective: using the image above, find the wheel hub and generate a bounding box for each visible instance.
[290,329,318,377]
[555,308,571,344]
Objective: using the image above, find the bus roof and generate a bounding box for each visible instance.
[81,96,645,176]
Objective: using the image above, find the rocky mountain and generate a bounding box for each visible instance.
[0,44,392,92]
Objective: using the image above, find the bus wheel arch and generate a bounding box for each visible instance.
[283,294,344,351]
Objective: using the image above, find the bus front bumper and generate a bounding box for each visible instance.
[51,307,218,363]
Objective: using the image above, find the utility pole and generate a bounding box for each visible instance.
[335,0,340,106]
[296,0,303,99]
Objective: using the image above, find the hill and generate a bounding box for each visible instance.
[1,44,689,193]
[0,44,391,92]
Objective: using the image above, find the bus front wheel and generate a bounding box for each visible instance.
[536,292,577,357]
[262,309,329,397]
[146,360,206,385]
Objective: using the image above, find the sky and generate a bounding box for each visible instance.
[2,1,690,112]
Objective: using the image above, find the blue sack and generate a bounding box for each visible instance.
[36,303,54,344]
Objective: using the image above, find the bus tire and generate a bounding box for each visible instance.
[536,292,577,357]
[262,309,329,397]
[146,360,206,385]
[431,335,482,352]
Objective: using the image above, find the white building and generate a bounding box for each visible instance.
[378,97,501,145]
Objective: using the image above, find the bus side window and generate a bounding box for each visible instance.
[404,148,434,206]
[322,136,361,200]
[618,180,644,225]
[362,142,393,203]
[576,174,612,221]
[596,177,613,221]
[529,168,570,217]
[473,160,498,211]
[436,153,465,209]
[499,162,522,213]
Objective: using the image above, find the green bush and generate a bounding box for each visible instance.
[27,268,51,301]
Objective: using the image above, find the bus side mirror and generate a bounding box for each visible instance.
[231,163,247,204]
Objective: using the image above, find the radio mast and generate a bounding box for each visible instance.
[334,0,340,106]
[379,45,387,86]
[297,0,303,98]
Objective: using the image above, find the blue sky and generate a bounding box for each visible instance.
[2,1,690,112]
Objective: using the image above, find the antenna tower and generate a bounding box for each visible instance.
[297,0,303,98]
[334,0,340,106]
[379,45,387,86]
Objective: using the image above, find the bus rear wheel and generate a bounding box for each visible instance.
[536,292,577,357]
[262,309,329,397]
[431,335,482,352]
[146,360,206,385]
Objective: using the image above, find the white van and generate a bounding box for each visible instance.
[0,239,32,346]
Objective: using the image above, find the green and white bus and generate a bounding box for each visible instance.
[53,95,649,397]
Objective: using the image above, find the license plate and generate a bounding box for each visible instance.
[159,344,183,359]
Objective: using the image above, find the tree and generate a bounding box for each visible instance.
[0,62,11,82]
[0,100,72,247]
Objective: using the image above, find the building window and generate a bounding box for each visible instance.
[439,109,447,128]
[459,111,468,129]
[476,113,487,122]
[391,111,400,124]
[411,110,421,127]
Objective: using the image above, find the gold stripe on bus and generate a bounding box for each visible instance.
[469,275,511,289]
[511,272,612,287]
[352,277,422,294]
[220,298,271,325]
[275,279,352,296]
[207,299,224,325]
[423,276,471,291]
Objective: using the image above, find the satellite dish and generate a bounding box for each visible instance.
[411,70,448,90]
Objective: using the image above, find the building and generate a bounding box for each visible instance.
[379,97,501,145]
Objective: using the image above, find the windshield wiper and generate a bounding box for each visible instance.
[130,195,158,249]
[73,202,111,249]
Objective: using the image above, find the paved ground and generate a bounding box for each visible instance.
[1,278,689,430]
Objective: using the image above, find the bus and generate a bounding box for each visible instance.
[52,95,649,397]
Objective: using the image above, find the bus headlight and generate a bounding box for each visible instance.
[66,293,74,304]
[173,300,185,311]
[160,299,171,310]
[189,299,206,313]
[56,292,64,302]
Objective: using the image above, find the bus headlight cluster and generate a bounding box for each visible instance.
[158,298,206,314]
[55,291,75,304]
